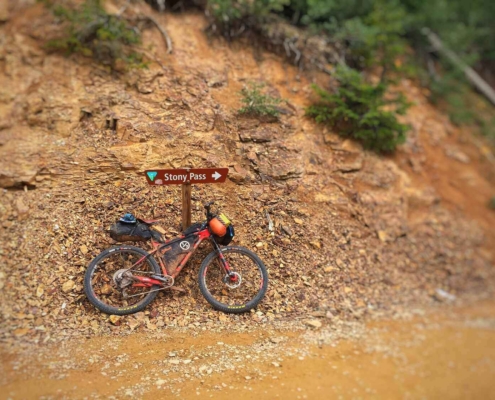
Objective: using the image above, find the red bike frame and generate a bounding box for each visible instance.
[130,226,232,288]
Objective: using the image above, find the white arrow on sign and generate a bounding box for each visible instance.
[212,171,222,180]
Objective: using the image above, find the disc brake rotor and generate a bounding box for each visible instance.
[223,272,242,289]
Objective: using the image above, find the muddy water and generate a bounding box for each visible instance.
[1,302,495,399]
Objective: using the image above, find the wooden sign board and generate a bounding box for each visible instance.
[145,168,229,185]
[144,168,229,230]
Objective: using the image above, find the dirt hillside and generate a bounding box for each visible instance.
[1,1,495,398]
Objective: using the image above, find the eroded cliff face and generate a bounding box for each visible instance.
[0,1,494,346]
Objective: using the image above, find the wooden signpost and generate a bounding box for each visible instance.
[144,168,229,229]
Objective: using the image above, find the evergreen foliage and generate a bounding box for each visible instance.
[306,67,410,153]
[45,0,145,68]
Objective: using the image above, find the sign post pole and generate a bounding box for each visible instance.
[181,182,192,230]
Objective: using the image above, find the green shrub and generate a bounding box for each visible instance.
[207,0,289,38]
[306,66,410,153]
[45,0,144,68]
[238,83,283,117]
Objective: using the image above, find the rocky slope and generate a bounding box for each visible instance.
[0,0,495,349]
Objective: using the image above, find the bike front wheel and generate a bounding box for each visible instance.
[198,246,268,313]
[84,245,161,315]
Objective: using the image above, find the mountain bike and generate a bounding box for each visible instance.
[83,202,268,315]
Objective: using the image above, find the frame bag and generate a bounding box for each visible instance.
[160,235,196,275]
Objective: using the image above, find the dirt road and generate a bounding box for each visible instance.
[2,301,495,399]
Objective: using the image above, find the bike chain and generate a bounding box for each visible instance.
[122,276,175,299]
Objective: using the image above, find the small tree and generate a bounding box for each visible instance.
[238,83,283,117]
[306,66,410,153]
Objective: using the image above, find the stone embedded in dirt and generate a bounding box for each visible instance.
[340,139,362,154]
[229,165,251,184]
[156,379,166,386]
[310,311,326,318]
[314,191,348,206]
[120,162,136,171]
[304,319,322,329]
[169,359,180,365]
[433,289,456,302]
[245,376,252,380]
[406,186,439,208]
[219,314,228,322]
[13,328,29,337]
[183,359,192,364]
[255,144,303,180]
[80,245,89,255]
[62,280,75,293]
[128,319,140,330]
[149,310,160,319]
[323,131,341,145]
[328,140,364,172]
[377,231,389,242]
[239,126,279,143]
[271,362,281,367]
[281,225,293,236]
[334,153,363,172]
[270,337,284,344]
[109,315,121,325]
[206,72,226,88]
[100,284,112,295]
[310,240,321,249]
[445,146,470,164]
[314,193,331,203]
[294,218,303,225]
[15,198,29,219]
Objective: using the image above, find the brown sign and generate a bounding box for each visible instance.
[145,168,229,185]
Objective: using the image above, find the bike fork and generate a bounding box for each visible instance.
[211,240,232,274]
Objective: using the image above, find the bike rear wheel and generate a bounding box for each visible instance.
[198,246,268,313]
[84,245,161,315]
